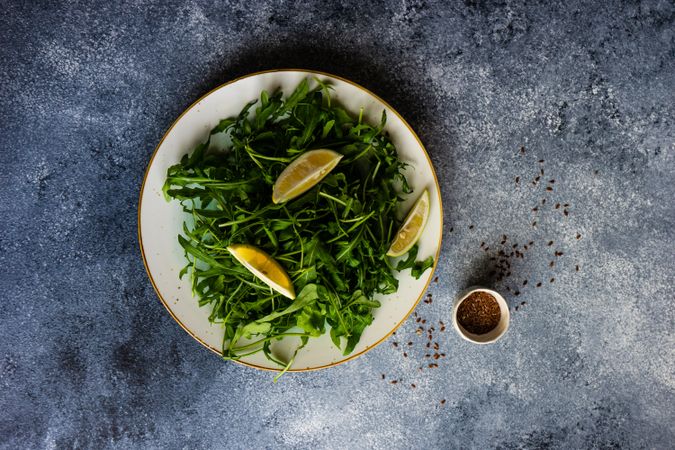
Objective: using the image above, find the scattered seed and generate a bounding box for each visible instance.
[576,265,580,272]
[523,280,528,286]
[555,203,560,209]
[514,290,520,296]
[594,170,599,175]
[564,203,569,207]
[532,221,537,227]
[469,225,474,230]
[536,282,542,287]
[393,342,398,347]
[407,341,413,346]
[480,242,485,247]
[433,354,440,360]
[539,159,544,163]
[540,168,545,175]
[515,176,520,183]
[411,384,416,388]
[548,241,554,246]
[450,227,454,232]
[381,374,385,380]
[550,278,555,283]
[434,276,439,283]
[549,179,555,183]
[564,210,569,216]
[535,176,541,182]
[546,186,553,191]
[441,399,446,405]
[529,241,534,246]
[532,207,538,212]
[403,352,407,358]
[549,261,555,267]
[520,146,525,154]
[576,233,582,240]
[542,198,546,205]
[391,380,398,384]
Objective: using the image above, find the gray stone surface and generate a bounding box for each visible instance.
[1,0,674,448]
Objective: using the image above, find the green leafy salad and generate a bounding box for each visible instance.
[163,78,433,373]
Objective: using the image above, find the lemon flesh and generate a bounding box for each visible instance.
[227,244,296,299]
[272,149,343,204]
[386,189,431,257]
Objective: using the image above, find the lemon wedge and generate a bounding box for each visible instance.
[227,244,296,299]
[272,149,343,204]
[386,189,431,257]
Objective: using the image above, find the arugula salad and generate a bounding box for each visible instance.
[163,78,433,373]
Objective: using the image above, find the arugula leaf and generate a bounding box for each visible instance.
[396,244,420,271]
[255,283,320,323]
[412,256,435,279]
[296,303,326,337]
[395,244,434,279]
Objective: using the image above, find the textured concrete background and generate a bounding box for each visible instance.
[1,0,674,448]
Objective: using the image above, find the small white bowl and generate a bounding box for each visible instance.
[452,287,510,344]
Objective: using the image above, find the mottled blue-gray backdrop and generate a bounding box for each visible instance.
[1,1,674,449]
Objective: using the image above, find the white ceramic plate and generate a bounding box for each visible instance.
[139,70,442,371]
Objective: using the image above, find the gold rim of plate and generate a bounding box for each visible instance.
[137,69,444,372]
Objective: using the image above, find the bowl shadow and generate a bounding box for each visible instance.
[198,39,439,151]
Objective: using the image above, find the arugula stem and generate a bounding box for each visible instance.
[318,191,347,206]
[245,144,293,162]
